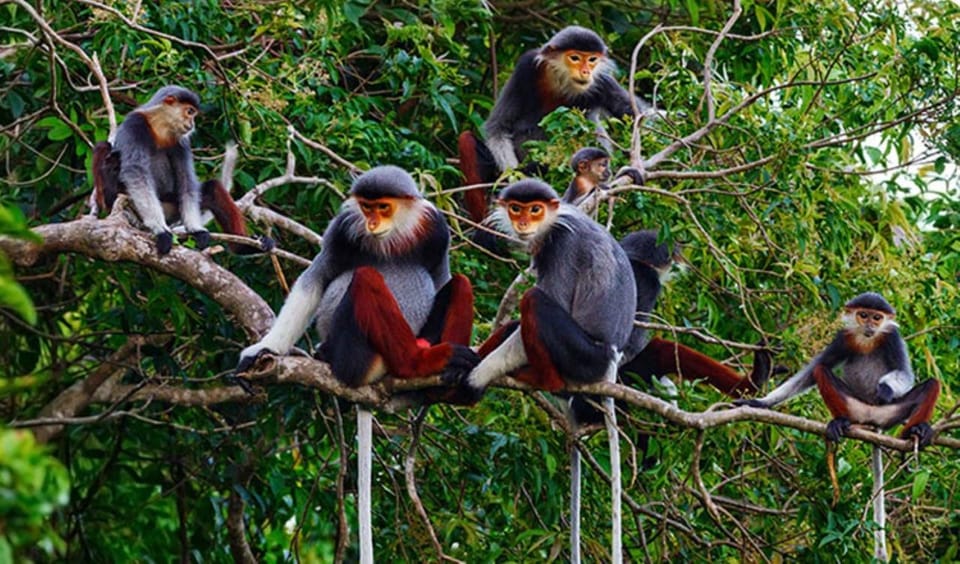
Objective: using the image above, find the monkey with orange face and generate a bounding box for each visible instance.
[458,26,653,229]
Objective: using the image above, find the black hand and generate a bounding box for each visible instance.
[902,422,934,448]
[236,348,274,374]
[733,398,767,408]
[876,382,894,404]
[258,235,276,252]
[614,166,644,185]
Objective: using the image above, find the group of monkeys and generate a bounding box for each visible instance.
[91,24,941,562]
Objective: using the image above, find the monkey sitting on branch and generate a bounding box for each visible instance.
[92,85,272,256]
[736,292,941,561]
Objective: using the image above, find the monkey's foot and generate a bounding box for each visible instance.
[441,348,485,405]
[901,422,934,448]
[825,417,852,442]
[190,230,211,250]
[156,231,175,255]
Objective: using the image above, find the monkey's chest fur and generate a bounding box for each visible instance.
[838,353,894,404]
[313,264,435,342]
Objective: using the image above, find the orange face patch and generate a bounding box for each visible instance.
[502,199,558,236]
[563,50,602,84]
[844,307,894,350]
[357,197,400,235]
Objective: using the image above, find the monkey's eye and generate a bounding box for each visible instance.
[857,311,869,319]
[360,203,372,213]
[588,56,599,64]
[569,54,581,63]
[377,203,392,214]
[509,204,522,214]
[530,205,543,214]
[185,107,197,117]
[873,314,884,321]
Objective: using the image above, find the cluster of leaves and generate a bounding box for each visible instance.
[0,428,70,561]
[0,0,959,561]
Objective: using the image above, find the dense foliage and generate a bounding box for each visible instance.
[1,0,958,561]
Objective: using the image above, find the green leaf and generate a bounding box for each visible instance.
[911,469,930,499]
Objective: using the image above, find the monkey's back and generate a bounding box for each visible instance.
[533,210,636,351]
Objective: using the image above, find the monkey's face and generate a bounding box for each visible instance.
[585,157,611,183]
[357,197,400,237]
[160,96,198,138]
[843,307,896,350]
[563,50,602,89]
[501,199,559,240]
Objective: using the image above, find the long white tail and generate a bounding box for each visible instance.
[357,407,373,564]
[872,446,887,562]
[570,445,581,564]
[605,396,622,564]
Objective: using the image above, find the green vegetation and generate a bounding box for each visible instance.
[1,0,958,561]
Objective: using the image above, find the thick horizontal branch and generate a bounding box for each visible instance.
[0,214,275,338]
[79,353,959,454]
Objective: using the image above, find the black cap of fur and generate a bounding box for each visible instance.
[498,179,559,203]
[845,292,895,315]
[545,26,608,55]
[620,230,675,269]
[570,147,609,172]
[350,165,421,200]
[146,85,201,109]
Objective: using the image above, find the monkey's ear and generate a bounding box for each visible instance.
[163,95,177,105]
[548,199,560,210]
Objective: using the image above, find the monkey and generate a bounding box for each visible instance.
[562,147,652,220]
[735,292,940,561]
[569,229,774,463]
[457,26,653,229]
[445,178,634,564]
[235,165,476,564]
[562,147,611,209]
[735,292,939,444]
[92,85,271,255]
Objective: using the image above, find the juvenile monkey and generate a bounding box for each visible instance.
[562,147,611,208]
[92,85,269,255]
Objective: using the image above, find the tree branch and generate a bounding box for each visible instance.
[0,212,275,339]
